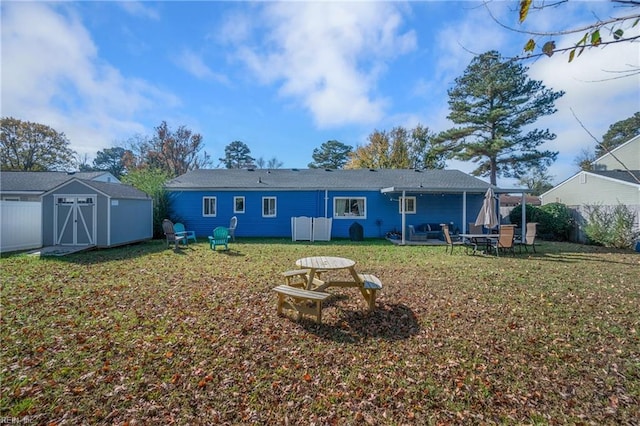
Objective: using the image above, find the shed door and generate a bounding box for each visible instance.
[55,196,96,246]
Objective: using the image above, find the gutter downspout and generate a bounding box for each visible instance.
[324,189,328,218]
[401,190,406,245]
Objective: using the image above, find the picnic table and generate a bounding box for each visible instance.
[274,256,383,323]
[295,256,381,311]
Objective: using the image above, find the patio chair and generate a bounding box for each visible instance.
[208,226,231,251]
[442,224,470,254]
[174,222,196,245]
[229,216,237,241]
[488,225,516,256]
[515,222,538,253]
[162,219,186,250]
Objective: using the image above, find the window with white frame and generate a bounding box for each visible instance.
[203,197,217,217]
[234,196,245,213]
[262,197,276,217]
[399,196,416,214]
[334,197,366,218]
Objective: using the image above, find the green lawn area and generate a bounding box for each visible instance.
[1,239,638,424]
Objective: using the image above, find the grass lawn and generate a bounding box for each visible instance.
[1,239,639,425]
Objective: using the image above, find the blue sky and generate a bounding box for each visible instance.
[2,1,639,186]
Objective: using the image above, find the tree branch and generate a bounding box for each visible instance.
[508,35,640,60]
[570,108,640,184]
[484,1,640,37]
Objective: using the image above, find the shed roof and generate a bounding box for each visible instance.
[165,168,511,193]
[42,178,150,200]
[0,171,110,192]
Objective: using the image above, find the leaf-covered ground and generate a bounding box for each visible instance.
[1,239,639,425]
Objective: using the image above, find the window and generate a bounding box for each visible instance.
[262,197,276,217]
[399,196,416,214]
[234,196,245,214]
[334,197,366,219]
[203,197,217,217]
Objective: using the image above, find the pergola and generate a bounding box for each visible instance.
[380,185,530,245]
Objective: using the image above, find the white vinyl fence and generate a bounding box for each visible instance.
[291,216,333,242]
[0,201,42,253]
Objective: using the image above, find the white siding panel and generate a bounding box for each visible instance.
[595,136,640,170]
[0,201,42,252]
[542,174,640,206]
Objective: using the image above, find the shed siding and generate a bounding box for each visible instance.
[41,179,153,248]
[541,174,640,205]
[95,193,109,247]
[109,198,153,246]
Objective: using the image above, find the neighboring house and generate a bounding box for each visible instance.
[593,134,640,171]
[0,171,152,252]
[165,168,519,241]
[540,134,640,241]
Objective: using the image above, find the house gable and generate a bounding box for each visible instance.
[541,171,640,206]
[593,134,640,170]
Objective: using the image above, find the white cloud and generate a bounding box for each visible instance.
[174,49,229,84]
[118,1,160,21]
[528,32,640,183]
[224,2,417,128]
[1,2,179,160]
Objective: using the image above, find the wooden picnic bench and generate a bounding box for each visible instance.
[281,269,326,288]
[357,273,383,311]
[273,285,330,324]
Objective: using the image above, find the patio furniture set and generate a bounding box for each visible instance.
[162,217,237,251]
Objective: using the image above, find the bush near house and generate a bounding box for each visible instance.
[584,203,640,249]
[509,202,574,241]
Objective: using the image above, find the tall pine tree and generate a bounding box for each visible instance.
[438,51,564,185]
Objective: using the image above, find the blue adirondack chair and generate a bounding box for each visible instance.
[208,226,230,250]
[174,222,196,245]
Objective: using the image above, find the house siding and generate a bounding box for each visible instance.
[541,173,640,206]
[594,135,640,170]
[169,189,486,239]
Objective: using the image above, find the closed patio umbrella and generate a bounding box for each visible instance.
[475,188,499,230]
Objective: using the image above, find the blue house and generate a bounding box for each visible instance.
[165,168,512,241]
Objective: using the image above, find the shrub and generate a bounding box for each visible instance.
[509,203,574,240]
[584,203,640,248]
[538,203,574,241]
[508,204,541,227]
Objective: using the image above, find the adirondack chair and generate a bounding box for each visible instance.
[174,222,196,245]
[228,216,237,241]
[162,219,186,250]
[208,226,230,251]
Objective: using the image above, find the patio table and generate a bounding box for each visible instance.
[458,233,499,254]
